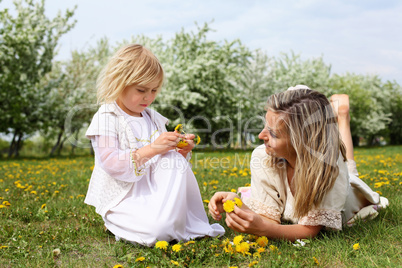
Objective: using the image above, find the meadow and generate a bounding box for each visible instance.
[0,146,401,267]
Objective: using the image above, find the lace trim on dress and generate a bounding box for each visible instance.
[244,197,281,223]
[298,209,342,231]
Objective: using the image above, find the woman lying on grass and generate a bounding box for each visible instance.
[209,86,389,241]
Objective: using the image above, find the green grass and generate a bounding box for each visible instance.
[0,146,401,267]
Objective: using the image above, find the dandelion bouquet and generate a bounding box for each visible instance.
[174,124,201,148]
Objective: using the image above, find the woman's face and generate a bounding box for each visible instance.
[258,110,296,161]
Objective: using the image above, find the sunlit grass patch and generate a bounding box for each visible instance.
[0,146,401,267]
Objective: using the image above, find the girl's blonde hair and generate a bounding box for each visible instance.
[266,89,347,218]
[96,44,164,104]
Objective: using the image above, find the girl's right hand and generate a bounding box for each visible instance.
[208,191,240,221]
[151,132,182,155]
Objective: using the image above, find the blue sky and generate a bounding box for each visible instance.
[2,0,401,84]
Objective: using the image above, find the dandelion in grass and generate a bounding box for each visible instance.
[269,245,278,251]
[155,241,168,250]
[353,243,360,250]
[233,235,244,245]
[171,260,179,266]
[184,240,195,246]
[2,201,11,206]
[41,204,46,209]
[223,199,235,213]
[249,260,259,267]
[135,257,145,262]
[113,265,124,268]
[172,244,182,252]
[256,236,268,247]
[312,256,319,265]
[236,242,250,254]
[203,199,209,204]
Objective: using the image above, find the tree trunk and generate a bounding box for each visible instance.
[8,132,17,158]
[50,130,64,156]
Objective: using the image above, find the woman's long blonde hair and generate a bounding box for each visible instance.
[96,44,164,104]
[266,89,347,218]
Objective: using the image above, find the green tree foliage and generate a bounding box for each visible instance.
[0,0,75,156]
[154,23,253,148]
[41,38,111,156]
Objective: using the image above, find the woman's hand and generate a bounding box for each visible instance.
[225,205,268,236]
[208,191,240,221]
[150,131,182,155]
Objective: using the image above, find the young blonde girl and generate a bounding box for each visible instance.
[209,86,388,241]
[85,44,224,246]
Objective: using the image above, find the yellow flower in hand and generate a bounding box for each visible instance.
[223,199,235,213]
[234,197,243,208]
[175,124,201,148]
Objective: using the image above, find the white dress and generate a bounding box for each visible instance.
[89,105,224,246]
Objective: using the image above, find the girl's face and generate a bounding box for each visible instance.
[258,110,296,161]
[116,80,159,117]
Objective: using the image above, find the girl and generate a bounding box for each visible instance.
[84,44,224,246]
[209,86,388,241]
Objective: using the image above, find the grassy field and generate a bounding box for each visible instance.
[0,146,401,267]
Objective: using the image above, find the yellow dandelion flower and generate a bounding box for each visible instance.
[177,139,189,148]
[184,240,195,246]
[253,252,261,258]
[155,241,168,250]
[223,199,235,213]
[172,244,182,252]
[203,199,210,204]
[312,256,319,265]
[170,260,179,266]
[175,124,184,132]
[249,260,259,267]
[236,242,250,254]
[257,247,265,253]
[256,236,268,247]
[234,197,243,208]
[353,243,360,250]
[2,201,11,206]
[135,257,145,262]
[230,188,237,192]
[113,265,124,268]
[233,235,244,245]
[0,205,5,209]
[194,135,201,145]
[269,245,278,251]
[41,204,46,209]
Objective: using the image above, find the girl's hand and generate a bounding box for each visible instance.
[176,134,195,157]
[225,205,267,236]
[150,132,182,155]
[208,191,240,221]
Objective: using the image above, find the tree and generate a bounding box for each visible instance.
[40,38,111,156]
[0,0,76,157]
[155,23,252,148]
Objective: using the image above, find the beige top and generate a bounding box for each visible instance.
[244,145,380,230]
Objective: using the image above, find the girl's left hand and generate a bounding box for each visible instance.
[225,205,267,236]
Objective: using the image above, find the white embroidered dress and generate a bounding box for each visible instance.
[85,103,224,246]
[243,145,388,230]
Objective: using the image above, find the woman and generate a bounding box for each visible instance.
[209,86,388,241]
